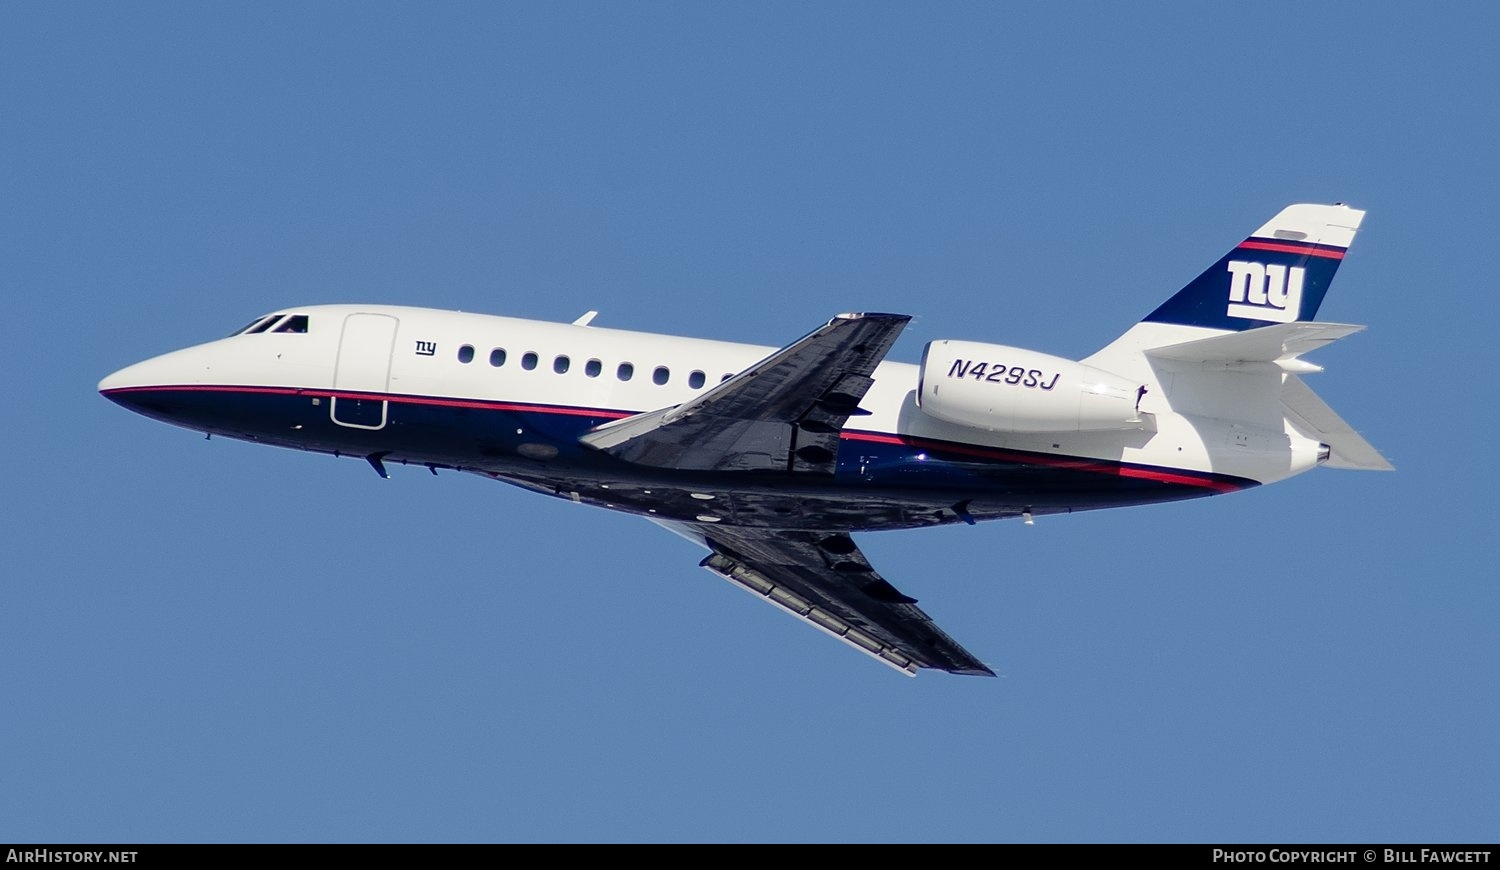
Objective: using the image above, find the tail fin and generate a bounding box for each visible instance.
[1081,203,1389,473]
[1084,203,1365,373]
[1143,203,1364,331]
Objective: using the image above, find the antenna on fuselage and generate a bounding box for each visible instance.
[365,452,391,479]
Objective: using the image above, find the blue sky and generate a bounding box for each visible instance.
[3,2,1496,843]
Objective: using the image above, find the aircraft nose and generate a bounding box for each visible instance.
[98,360,158,415]
[98,346,220,426]
[98,353,174,395]
[98,362,141,395]
[98,343,211,396]
[98,347,206,416]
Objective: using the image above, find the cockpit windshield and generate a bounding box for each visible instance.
[230,313,310,336]
[230,315,275,336]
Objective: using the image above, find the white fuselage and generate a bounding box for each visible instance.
[99,304,1329,531]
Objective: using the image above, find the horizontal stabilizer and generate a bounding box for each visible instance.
[1146,321,1365,370]
[1281,375,1393,471]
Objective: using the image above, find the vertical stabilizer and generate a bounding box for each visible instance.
[1084,203,1365,376]
[1144,203,1364,331]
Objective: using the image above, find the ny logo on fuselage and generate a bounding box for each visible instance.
[1225,260,1305,323]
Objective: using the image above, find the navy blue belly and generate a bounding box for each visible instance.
[101,384,1254,530]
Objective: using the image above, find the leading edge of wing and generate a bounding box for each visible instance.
[654,520,995,677]
[579,312,911,473]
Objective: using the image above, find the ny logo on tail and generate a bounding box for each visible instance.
[1226,260,1305,323]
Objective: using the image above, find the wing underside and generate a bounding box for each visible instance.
[661,521,994,677]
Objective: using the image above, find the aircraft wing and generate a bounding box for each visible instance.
[579,312,910,473]
[657,520,995,677]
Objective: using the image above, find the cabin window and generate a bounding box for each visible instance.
[457,345,475,364]
[653,366,670,386]
[271,314,309,334]
[554,355,571,374]
[585,359,602,378]
[490,348,507,367]
[688,370,706,389]
[522,352,538,371]
[617,362,634,381]
[722,373,734,383]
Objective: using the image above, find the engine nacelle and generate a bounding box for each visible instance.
[918,340,1146,434]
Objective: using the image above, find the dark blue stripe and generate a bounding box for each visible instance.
[103,385,1256,521]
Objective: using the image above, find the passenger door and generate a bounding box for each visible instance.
[331,313,398,429]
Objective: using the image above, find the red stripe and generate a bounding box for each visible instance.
[842,431,1242,493]
[1116,466,1240,492]
[104,384,304,396]
[1238,239,1345,259]
[103,384,635,420]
